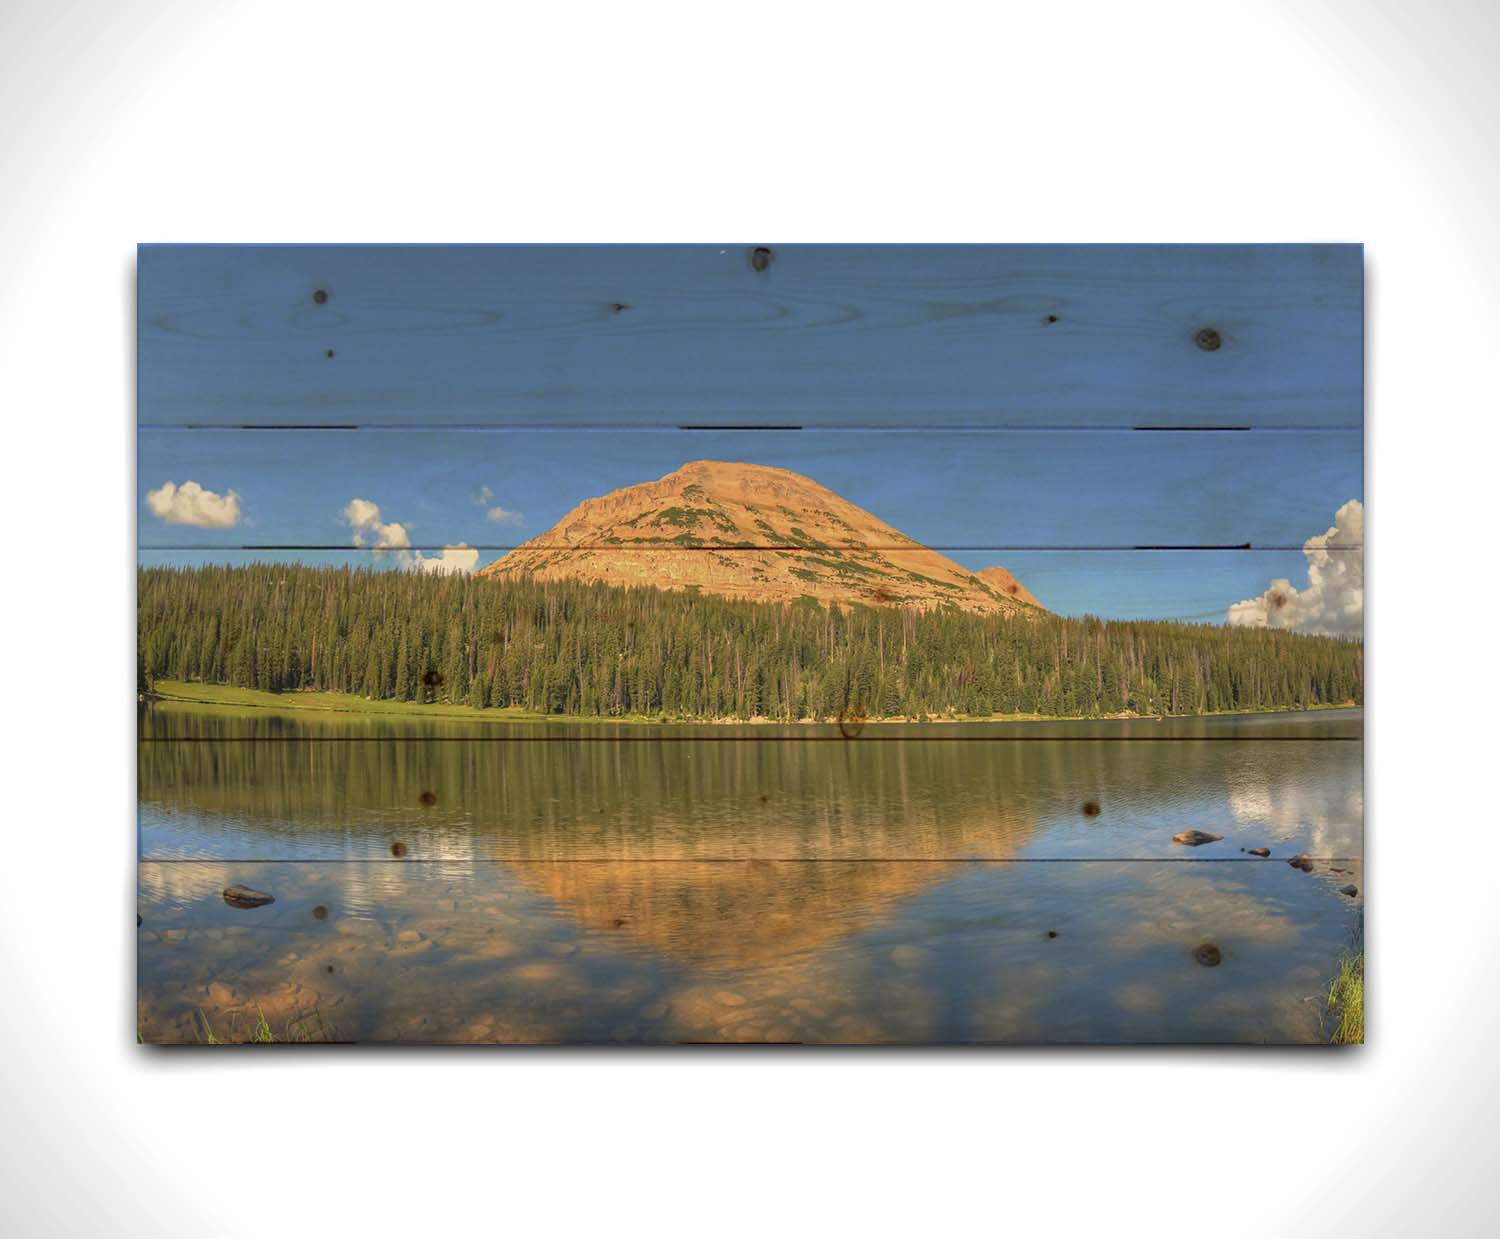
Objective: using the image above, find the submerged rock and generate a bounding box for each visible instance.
[1172,830,1223,846]
[222,885,275,909]
[1248,847,1271,857]
[1287,855,1314,873]
[1340,884,1359,897]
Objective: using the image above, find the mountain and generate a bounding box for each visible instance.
[976,566,1043,610]
[480,460,1044,615]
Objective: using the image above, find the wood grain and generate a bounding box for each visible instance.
[135,856,1361,1044]
[138,731,1363,862]
[137,547,1355,626]
[138,244,1362,429]
[137,427,1363,551]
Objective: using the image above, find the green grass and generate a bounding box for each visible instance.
[153,679,552,721]
[192,1006,335,1044]
[152,680,688,725]
[149,679,1361,729]
[1326,950,1364,1044]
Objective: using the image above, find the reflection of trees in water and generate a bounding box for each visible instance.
[140,710,1358,862]
[142,729,1058,859]
[139,705,1361,979]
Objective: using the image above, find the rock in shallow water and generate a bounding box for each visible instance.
[1287,855,1314,873]
[1340,884,1359,897]
[1172,830,1223,846]
[222,885,275,909]
[1248,847,1271,857]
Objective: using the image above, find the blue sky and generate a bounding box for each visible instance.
[136,427,1363,622]
[137,245,1363,625]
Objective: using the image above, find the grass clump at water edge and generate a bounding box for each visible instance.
[1325,950,1364,1044]
[190,1006,336,1044]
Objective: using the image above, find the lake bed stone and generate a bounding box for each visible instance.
[1172,830,1223,846]
[222,885,274,909]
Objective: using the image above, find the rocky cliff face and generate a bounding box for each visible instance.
[481,460,1043,615]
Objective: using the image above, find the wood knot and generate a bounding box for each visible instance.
[750,246,773,272]
[1194,327,1222,351]
[391,840,408,857]
[312,288,330,305]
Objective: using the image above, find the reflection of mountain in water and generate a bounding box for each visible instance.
[139,704,1362,967]
[511,861,967,968]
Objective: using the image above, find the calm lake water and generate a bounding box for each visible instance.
[137,705,1363,1044]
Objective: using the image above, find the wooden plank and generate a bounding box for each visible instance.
[138,244,1362,429]
[136,244,1366,1048]
[137,427,1363,551]
[139,730,1363,862]
[136,547,1360,626]
[136,857,1363,1043]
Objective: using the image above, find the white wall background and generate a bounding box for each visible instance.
[1,1,1494,1234]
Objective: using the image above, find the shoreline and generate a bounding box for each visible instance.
[145,680,1362,727]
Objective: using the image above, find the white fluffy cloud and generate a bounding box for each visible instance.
[473,484,522,525]
[343,498,480,574]
[146,480,242,528]
[1227,499,1363,636]
[413,545,480,575]
[343,497,411,550]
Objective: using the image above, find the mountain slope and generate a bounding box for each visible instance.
[480,460,1043,615]
[976,566,1044,610]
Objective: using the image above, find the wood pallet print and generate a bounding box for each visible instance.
[135,244,1364,1045]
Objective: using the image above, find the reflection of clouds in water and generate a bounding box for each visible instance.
[1227,748,1362,856]
[1106,868,1300,952]
[139,857,1360,1044]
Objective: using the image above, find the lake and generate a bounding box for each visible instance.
[137,705,1363,1043]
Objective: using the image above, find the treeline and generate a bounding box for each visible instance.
[138,565,1363,720]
